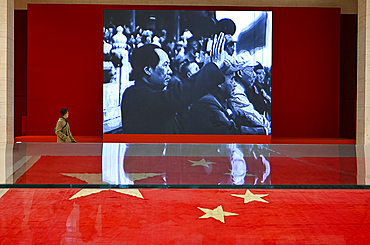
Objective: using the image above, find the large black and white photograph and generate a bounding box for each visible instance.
[103,10,272,135]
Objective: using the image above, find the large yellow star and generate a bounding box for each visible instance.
[188,158,216,167]
[231,189,269,204]
[69,189,144,200]
[61,173,105,184]
[61,173,144,200]
[61,173,163,183]
[198,205,238,223]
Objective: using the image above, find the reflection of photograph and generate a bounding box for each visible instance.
[102,143,271,185]
[103,10,272,135]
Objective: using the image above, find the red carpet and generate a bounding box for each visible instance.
[16,156,102,184]
[5,154,367,244]
[15,155,251,185]
[270,157,357,185]
[0,188,369,244]
[15,155,357,185]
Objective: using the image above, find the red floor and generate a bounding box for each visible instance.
[14,155,357,185]
[4,141,361,243]
[0,188,369,244]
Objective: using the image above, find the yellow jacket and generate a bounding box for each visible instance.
[55,117,76,143]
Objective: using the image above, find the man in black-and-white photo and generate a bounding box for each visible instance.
[121,34,226,134]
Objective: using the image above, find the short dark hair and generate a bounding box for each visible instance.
[60,108,68,116]
[129,44,161,81]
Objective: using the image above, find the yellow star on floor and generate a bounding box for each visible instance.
[61,173,144,200]
[231,189,269,204]
[198,205,238,223]
[188,158,216,167]
[61,172,163,183]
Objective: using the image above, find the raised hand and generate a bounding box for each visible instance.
[210,32,226,69]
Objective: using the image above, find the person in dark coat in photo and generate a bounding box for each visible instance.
[183,77,238,135]
[183,74,268,135]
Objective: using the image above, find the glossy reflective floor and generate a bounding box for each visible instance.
[5,143,367,187]
[1,143,370,244]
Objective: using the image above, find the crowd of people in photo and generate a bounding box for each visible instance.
[103,15,272,135]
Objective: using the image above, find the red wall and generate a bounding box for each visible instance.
[27,5,341,139]
[271,8,340,138]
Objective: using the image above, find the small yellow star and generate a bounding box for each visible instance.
[198,205,238,223]
[188,158,216,167]
[231,189,269,204]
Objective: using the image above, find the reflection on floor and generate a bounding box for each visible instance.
[10,143,362,186]
[1,143,367,243]
[14,155,358,185]
[0,188,369,244]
